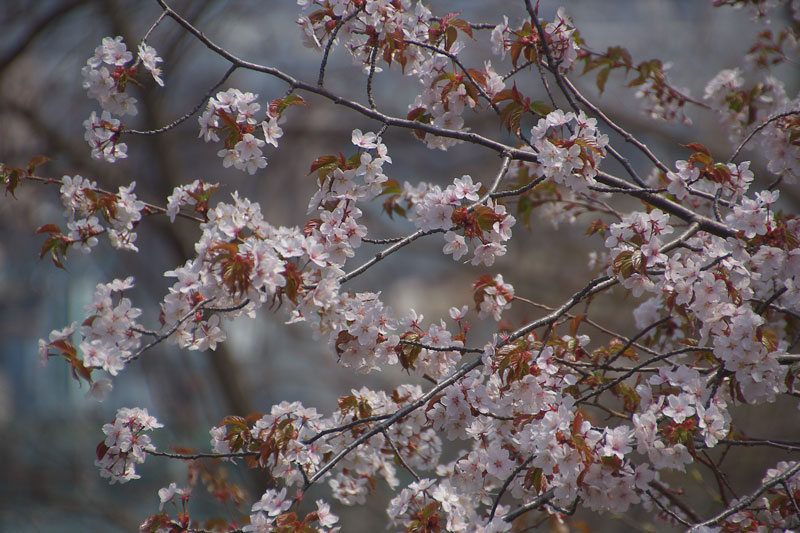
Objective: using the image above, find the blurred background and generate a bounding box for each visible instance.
[1,1,798,531]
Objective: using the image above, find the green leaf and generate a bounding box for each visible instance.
[596,66,610,94]
[529,100,554,116]
[445,26,457,51]
[1,165,21,198]
[517,194,534,227]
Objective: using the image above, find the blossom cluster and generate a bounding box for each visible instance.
[661,158,754,212]
[407,52,479,151]
[212,388,438,525]
[297,0,433,69]
[395,174,516,267]
[490,8,580,72]
[297,0,506,151]
[198,88,284,174]
[606,174,797,404]
[704,66,800,181]
[712,0,800,23]
[39,277,142,399]
[25,2,800,532]
[212,401,328,486]
[82,36,139,116]
[81,37,163,162]
[78,277,143,377]
[327,386,442,504]
[165,179,220,222]
[605,208,674,296]
[95,407,162,484]
[529,109,609,194]
[160,195,285,351]
[633,63,693,125]
[83,110,128,163]
[307,131,391,216]
[753,461,800,529]
[59,175,146,252]
[473,274,514,321]
[244,490,340,532]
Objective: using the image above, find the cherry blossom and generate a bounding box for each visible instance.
[20,2,800,532]
[95,407,162,484]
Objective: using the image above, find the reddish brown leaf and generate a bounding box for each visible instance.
[27,155,53,175]
[309,154,339,175]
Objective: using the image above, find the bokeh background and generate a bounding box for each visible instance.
[1,1,798,531]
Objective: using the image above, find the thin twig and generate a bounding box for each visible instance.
[470,153,512,208]
[489,454,535,520]
[381,430,421,482]
[366,43,379,110]
[362,236,404,244]
[141,9,168,43]
[728,109,800,163]
[780,479,800,519]
[605,315,672,366]
[501,488,556,522]
[405,38,499,113]
[491,174,547,199]
[338,228,443,285]
[303,354,485,489]
[303,414,392,445]
[560,76,669,179]
[317,7,363,88]
[398,339,482,354]
[124,297,249,363]
[147,449,257,460]
[649,480,701,523]
[578,346,709,404]
[646,489,692,527]
[513,295,660,357]
[711,437,800,451]
[688,462,800,531]
[124,65,237,135]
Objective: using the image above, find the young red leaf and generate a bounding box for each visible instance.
[449,18,474,39]
[36,224,63,235]
[309,155,339,175]
[27,155,53,175]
